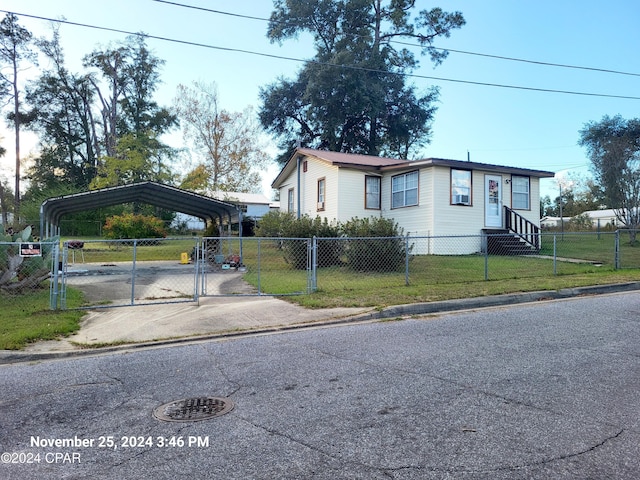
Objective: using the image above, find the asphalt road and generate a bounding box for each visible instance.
[1,292,640,479]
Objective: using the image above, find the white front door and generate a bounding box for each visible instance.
[485,175,502,227]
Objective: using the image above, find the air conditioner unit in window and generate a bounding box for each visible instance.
[317,201,325,210]
[453,194,470,205]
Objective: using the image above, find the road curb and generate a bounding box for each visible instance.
[2,281,639,365]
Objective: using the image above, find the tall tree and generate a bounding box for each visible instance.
[0,142,9,225]
[174,81,269,194]
[260,0,464,163]
[90,132,176,189]
[118,35,176,137]
[0,13,37,227]
[579,115,640,241]
[25,26,100,191]
[83,34,177,183]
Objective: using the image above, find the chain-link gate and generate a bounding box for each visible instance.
[54,238,201,309]
[199,237,312,296]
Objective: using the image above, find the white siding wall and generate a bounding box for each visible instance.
[277,169,297,214]
[302,158,339,220]
[276,158,545,255]
[433,168,486,237]
[380,169,434,237]
[335,169,380,222]
[277,156,340,220]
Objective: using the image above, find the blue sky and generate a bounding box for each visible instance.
[1,0,639,200]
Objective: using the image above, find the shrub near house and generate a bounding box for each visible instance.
[341,217,408,272]
[257,212,407,272]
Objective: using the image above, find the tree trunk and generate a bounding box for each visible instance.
[12,59,20,229]
[0,181,8,226]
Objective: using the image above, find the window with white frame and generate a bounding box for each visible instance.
[287,188,294,212]
[512,176,530,209]
[317,178,325,210]
[392,171,418,208]
[365,175,381,209]
[451,169,472,205]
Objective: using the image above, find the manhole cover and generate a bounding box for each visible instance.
[153,397,234,422]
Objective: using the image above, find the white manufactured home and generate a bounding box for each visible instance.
[271,148,555,254]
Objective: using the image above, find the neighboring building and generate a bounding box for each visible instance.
[173,192,274,232]
[211,191,273,222]
[542,210,622,230]
[580,209,619,228]
[540,216,572,229]
[271,148,555,254]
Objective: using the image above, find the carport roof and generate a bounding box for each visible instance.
[41,182,240,232]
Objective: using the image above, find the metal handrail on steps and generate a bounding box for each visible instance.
[504,206,540,250]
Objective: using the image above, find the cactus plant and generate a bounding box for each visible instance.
[0,225,51,293]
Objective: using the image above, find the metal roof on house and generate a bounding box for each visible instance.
[272,148,555,188]
[271,148,407,188]
[385,157,556,178]
[298,148,407,168]
[40,181,240,237]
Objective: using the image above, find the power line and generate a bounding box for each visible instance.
[395,42,640,78]
[151,0,269,24]
[2,9,640,101]
[152,0,640,78]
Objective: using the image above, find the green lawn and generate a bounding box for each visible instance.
[236,238,640,308]
[0,287,86,350]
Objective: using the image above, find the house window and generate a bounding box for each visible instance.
[365,175,381,209]
[512,176,530,210]
[451,169,472,205]
[287,188,294,212]
[317,178,326,211]
[392,171,418,208]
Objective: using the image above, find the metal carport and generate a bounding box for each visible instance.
[40,181,242,238]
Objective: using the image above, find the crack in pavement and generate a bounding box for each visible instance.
[235,415,414,477]
[199,344,242,397]
[465,428,627,475]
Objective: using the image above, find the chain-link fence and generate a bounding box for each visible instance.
[56,238,200,309]
[199,237,312,296]
[311,231,638,294]
[0,240,58,309]
[2,231,639,312]
[615,230,640,269]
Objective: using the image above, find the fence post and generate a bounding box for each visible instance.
[484,234,489,280]
[310,236,318,293]
[615,230,620,270]
[200,238,207,296]
[257,238,262,295]
[131,239,137,305]
[405,233,410,286]
[553,234,557,275]
[50,241,60,310]
[193,237,200,303]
